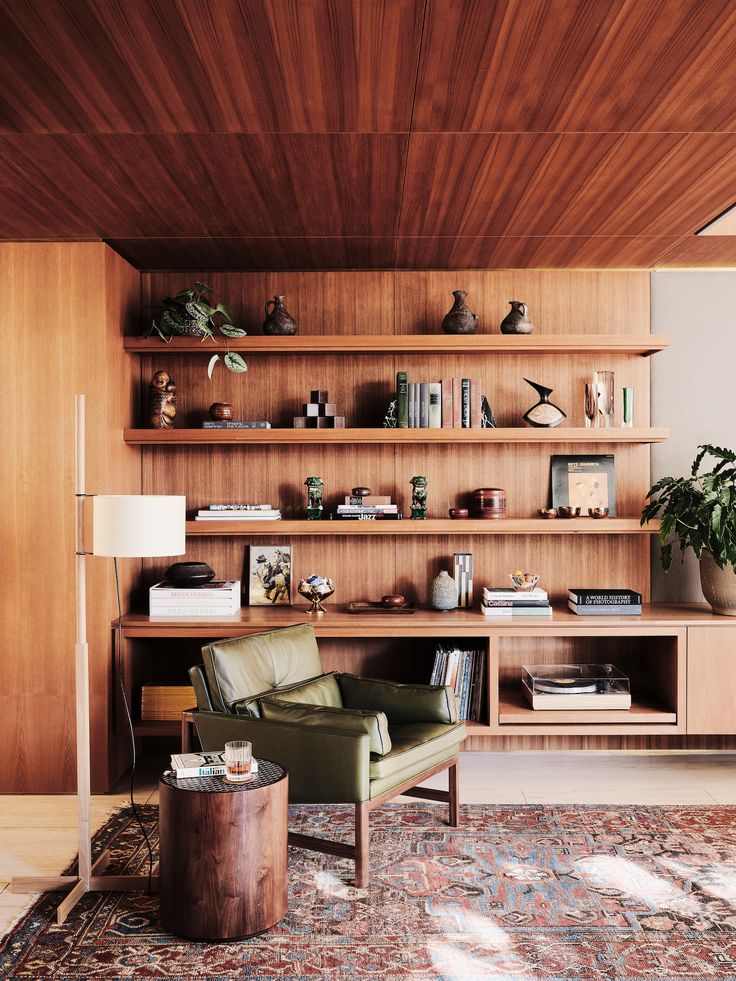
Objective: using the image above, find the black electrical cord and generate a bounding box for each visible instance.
[114,557,154,892]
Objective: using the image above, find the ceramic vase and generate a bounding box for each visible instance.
[263,295,298,335]
[441,290,478,334]
[700,551,736,615]
[500,300,534,335]
[431,570,458,611]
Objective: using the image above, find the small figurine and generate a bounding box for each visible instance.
[410,475,428,520]
[305,476,324,520]
[148,370,176,429]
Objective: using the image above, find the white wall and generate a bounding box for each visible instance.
[650,270,736,602]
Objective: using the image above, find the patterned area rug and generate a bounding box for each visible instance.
[3,803,736,979]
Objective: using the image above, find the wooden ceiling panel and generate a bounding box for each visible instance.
[0,0,423,134]
[0,134,407,238]
[413,0,736,133]
[399,133,736,238]
[653,236,736,267]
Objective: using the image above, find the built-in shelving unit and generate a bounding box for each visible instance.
[124,333,670,356]
[126,426,669,445]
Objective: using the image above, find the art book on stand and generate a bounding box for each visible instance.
[551,454,617,516]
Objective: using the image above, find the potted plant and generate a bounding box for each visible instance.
[641,444,736,614]
[145,281,248,376]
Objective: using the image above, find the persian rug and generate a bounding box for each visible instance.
[3,803,736,979]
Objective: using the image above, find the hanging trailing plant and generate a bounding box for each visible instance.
[144,281,248,376]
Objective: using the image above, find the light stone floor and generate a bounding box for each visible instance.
[2,750,736,938]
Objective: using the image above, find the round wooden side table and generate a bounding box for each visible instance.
[159,759,288,940]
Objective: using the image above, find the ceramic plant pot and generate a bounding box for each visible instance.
[700,551,736,615]
[431,570,457,611]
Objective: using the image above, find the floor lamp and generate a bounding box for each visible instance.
[11,395,186,923]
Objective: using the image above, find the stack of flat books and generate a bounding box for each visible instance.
[396,372,484,429]
[333,493,401,520]
[194,504,282,522]
[568,589,642,615]
[430,645,486,721]
[481,587,552,617]
[149,580,241,616]
[169,753,261,779]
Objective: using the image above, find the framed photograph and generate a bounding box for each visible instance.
[248,546,292,605]
[551,454,617,516]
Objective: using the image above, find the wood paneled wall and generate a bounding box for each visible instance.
[1,244,141,793]
[139,271,652,609]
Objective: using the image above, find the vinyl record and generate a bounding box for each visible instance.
[535,678,598,694]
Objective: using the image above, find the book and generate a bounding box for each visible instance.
[461,378,471,428]
[332,513,403,520]
[568,602,642,616]
[482,598,550,607]
[481,604,552,617]
[441,378,453,429]
[568,589,642,605]
[452,377,462,428]
[428,382,442,428]
[150,606,241,617]
[208,504,274,510]
[397,371,409,429]
[346,495,391,505]
[195,514,281,521]
[413,383,421,429]
[551,454,617,516]
[202,421,271,428]
[482,587,548,600]
[196,509,281,518]
[430,646,485,721]
[150,581,240,599]
[169,753,260,779]
[336,505,398,514]
[419,382,430,428]
[408,382,416,428]
[470,378,482,428]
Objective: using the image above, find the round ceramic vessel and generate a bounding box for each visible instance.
[431,570,457,611]
[700,551,736,615]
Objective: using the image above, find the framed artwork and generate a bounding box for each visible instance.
[248,546,292,605]
[551,454,617,516]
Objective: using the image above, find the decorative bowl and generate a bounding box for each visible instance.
[381,594,406,608]
[538,507,558,519]
[208,402,233,421]
[449,508,469,519]
[352,487,371,497]
[164,561,215,587]
[509,572,539,591]
[297,574,335,614]
[557,506,582,519]
[588,507,610,519]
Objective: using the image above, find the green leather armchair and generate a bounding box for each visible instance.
[188,622,465,886]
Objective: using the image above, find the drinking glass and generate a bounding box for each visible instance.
[594,371,615,427]
[584,382,598,428]
[224,740,253,783]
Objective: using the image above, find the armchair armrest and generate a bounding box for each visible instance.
[337,674,458,725]
[259,698,392,755]
[193,710,371,803]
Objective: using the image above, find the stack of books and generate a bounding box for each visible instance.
[149,580,241,616]
[481,587,552,617]
[430,645,486,721]
[169,753,261,779]
[396,372,483,429]
[333,493,401,521]
[194,504,282,522]
[141,685,195,721]
[568,589,642,615]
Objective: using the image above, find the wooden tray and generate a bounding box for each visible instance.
[347,601,417,615]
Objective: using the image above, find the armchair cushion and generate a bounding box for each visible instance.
[259,697,392,756]
[368,721,464,780]
[233,672,339,718]
[202,623,322,712]
[338,674,458,725]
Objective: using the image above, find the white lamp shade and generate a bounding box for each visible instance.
[93,495,186,557]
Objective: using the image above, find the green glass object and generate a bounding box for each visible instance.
[410,475,428,520]
[623,387,634,428]
[305,476,324,520]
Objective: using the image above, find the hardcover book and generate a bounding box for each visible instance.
[461,378,471,428]
[428,382,442,428]
[551,454,617,516]
[397,371,409,428]
[441,378,453,428]
[419,383,430,428]
[568,589,642,605]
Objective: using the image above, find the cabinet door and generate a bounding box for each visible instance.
[687,627,736,734]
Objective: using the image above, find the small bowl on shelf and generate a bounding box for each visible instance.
[297,575,335,615]
[538,507,558,519]
[381,594,406,609]
[557,506,582,519]
[509,572,540,591]
[448,508,469,520]
[588,507,610,519]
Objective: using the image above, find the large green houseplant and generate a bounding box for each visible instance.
[641,444,736,614]
[145,281,248,376]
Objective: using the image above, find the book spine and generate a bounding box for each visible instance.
[568,591,642,605]
[397,371,409,429]
[407,383,415,428]
[419,383,430,428]
[174,765,227,778]
[150,607,239,616]
[150,587,240,599]
[470,378,482,428]
[454,651,466,699]
[452,378,462,428]
[332,513,403,520]
[430,648,442,686]
[336,506,398,514]
[441,378,453,428]
[202,421,270,428]
[461,379,471,428]
[209,504,273,510]
[428,382,442,428]
[568,602,642,615]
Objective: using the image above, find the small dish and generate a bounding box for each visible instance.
[588,507,610,519]
[538,508,558,519]
[509,572,539,591]
[381,594,406,608]
[557,506,582,519]
[449,508,469,519]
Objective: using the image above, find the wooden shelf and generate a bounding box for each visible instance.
[126,426,669,445]
[124,334,670,357]
[132,720,180,737]
[185,518,659,536]
[497,688,676,726]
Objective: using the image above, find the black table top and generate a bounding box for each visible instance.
[161,758,286,793]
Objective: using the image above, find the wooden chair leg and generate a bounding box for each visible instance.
[355,802,370,888]
[448,763,459,827]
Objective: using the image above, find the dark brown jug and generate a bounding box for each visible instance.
[500,300,534,335]
[441,290,478,334]
[263,295,298,335]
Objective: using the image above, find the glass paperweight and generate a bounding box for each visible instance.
[522,663,631,710]
[522,378,566,428]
